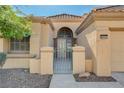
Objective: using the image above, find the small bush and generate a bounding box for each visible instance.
[0,52,6,67]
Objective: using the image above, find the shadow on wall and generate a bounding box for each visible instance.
[85,31,97,73]
[77,33,93,59]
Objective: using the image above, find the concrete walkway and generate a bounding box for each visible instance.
[50,73,123,88]
[112,72,124,87]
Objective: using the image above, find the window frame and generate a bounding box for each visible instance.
[9,37,30,54]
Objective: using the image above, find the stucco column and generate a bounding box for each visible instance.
[30,23,41,57]
[29,58,40,73]
[0,38,8,53]
[30,35,40,57]
[95,26,111,76]
[0,38,4,52]
[40,47,53,74]
[73,46,85,74]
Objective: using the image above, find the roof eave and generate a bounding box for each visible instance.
[30,16,55,31]
[76,10,124,35]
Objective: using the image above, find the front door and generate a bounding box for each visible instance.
[54,37,72,74]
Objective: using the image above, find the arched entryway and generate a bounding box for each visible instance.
[54,27,73,74]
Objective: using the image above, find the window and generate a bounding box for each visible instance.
[10,37,30,53]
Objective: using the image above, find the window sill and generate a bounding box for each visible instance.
[7,53,31,58]
[8,51,29,54]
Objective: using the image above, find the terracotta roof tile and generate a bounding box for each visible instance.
[93,5,124,12]
[47,13,82,19]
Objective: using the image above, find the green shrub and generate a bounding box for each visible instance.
[0,52,6,67]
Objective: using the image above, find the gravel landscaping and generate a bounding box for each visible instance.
[74,73,117,82]
[0,69,52,88]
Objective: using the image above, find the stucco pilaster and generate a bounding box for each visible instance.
[73,46,85,74]
[0,38,8,53]
[95,26,111,76]
[0,38,4,52]
[30,23,41,57]
[40,47,53,74]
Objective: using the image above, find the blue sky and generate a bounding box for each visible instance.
[13,5,98,16]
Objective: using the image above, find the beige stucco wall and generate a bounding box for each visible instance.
[73,46,85,74]
[40,24,49,47]
[77,22,97,74]
[77,23,96,59]
[0,38,9,53]
[2,58,29,69]
[77,21,111,76]
[40,47,53,74]
[77,23,96,72]
[85,59,93,72]
[30,23,54,57]
[78,20,124,75]
[0,21,54,70]
[47,24,54,47]
[0,38,30,69]
[30,47,53,74]
[95,21,124,27]
[30,23,42,57]
[29,58,40,73]
[1,54,30,69]
[96,26,111,76]
[85,30,97,73]
[95,21,124,72]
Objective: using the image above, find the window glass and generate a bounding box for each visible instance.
[10,37,30,52]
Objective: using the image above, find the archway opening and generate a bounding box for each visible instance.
[57,27,73,38]
[54,27,73,74]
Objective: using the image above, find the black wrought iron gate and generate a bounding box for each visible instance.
[54,37,72,74]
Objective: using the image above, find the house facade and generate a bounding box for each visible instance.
[0,5,124,76]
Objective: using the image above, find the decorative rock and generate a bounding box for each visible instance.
[24,69,29,73]
[79,72,90,77]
